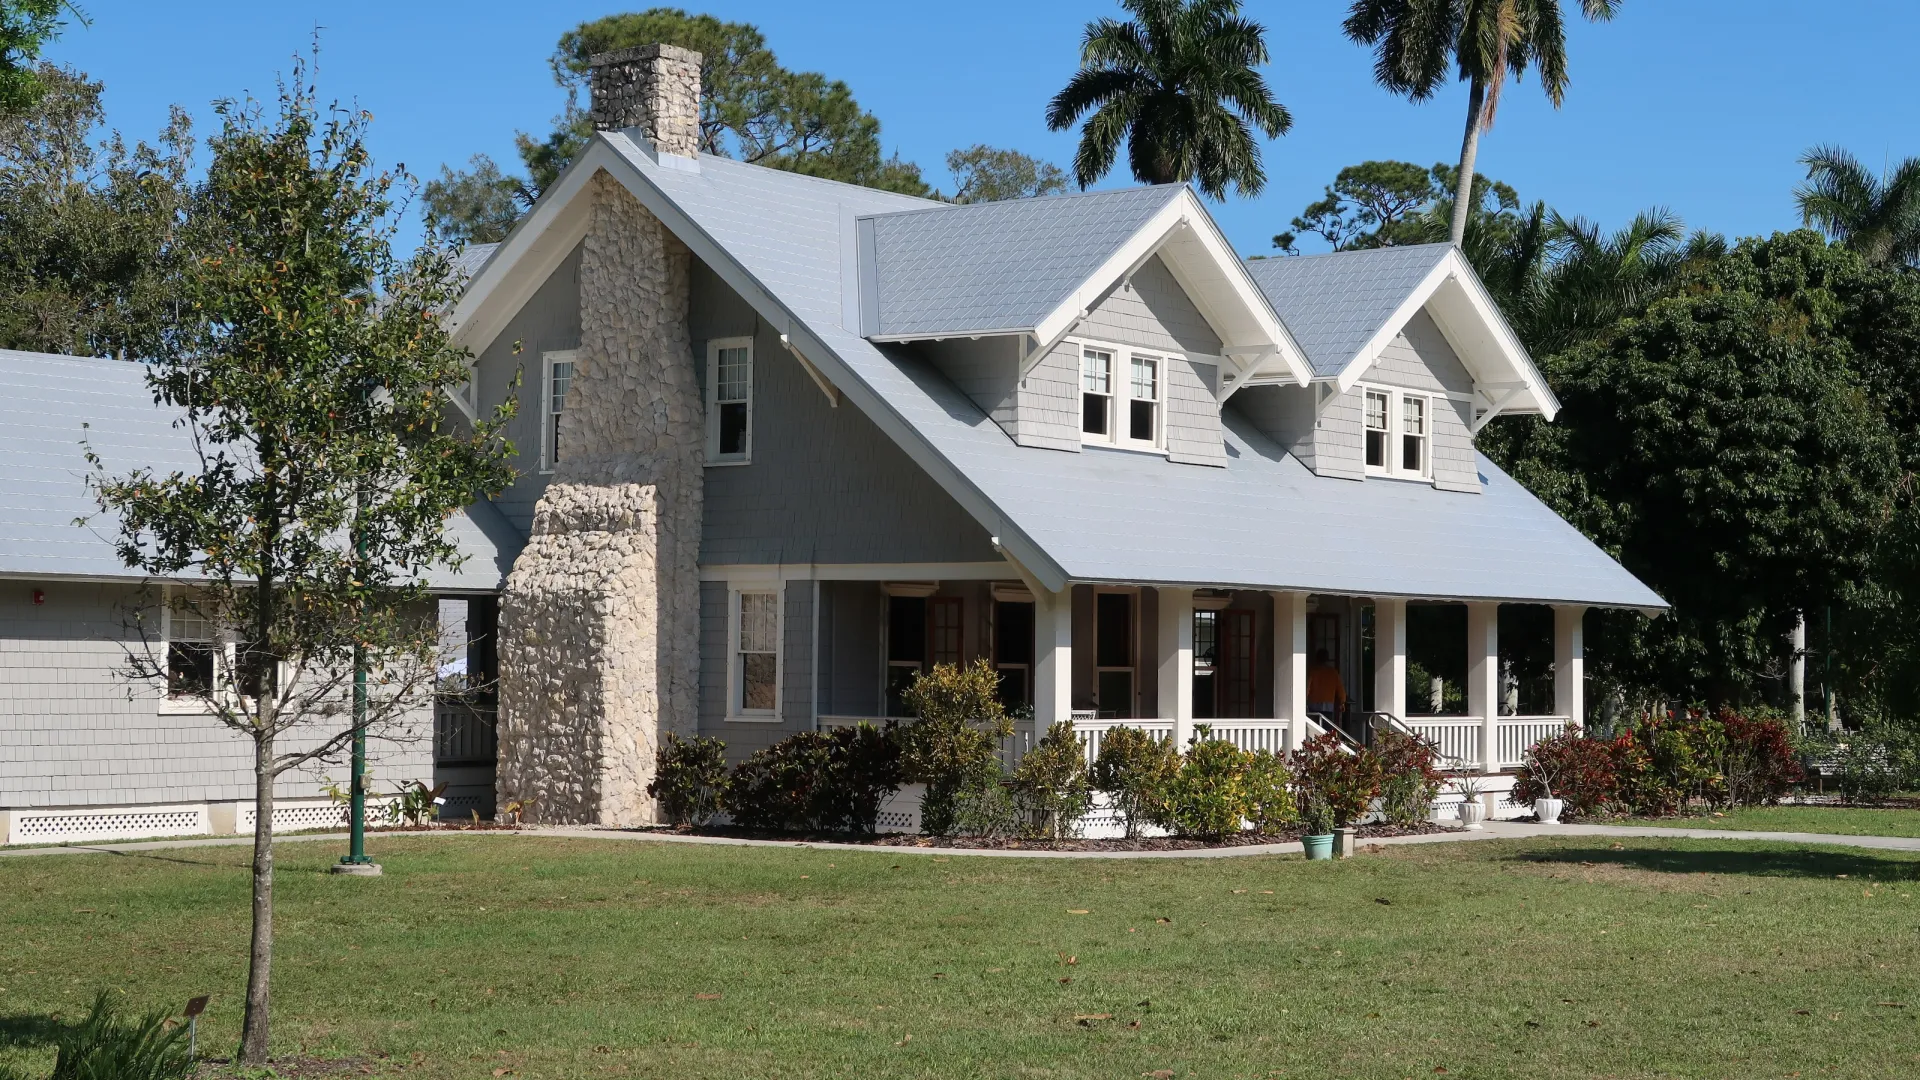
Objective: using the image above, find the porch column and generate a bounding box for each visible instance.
[1157,586,1195,750]
[1373,598,1408,721]
[1273,591,1308,750]
[1553,604,1586,732]
[1033,587,1074,743]
[1468,601,1500,774]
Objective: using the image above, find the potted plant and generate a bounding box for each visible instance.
[1453,776,1487,829]
[1518,737,1567,824]
[1298,789,1335,860]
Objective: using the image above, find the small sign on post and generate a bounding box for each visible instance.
[183,995,209,1060]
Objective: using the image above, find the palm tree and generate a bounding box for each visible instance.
[1796,145,1920,267]
[1343,0,1619,247]
[1045,0,1291,199]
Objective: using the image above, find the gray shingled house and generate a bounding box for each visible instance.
[0,43,1662,841]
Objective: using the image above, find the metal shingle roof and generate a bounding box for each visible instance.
[862,185,1186,338]
[610,145,1661,609]
[1244,244,1451,378]
[0,349,519,589]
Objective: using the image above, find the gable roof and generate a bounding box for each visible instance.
[1246,244,1559,420]
[453,132,1658,610]
[0,349,520,591]
[856,184,1311,386]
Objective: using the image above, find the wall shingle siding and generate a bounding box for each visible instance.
[472,243,584,535]
[694,272,1000,567]
[1,583,429,809]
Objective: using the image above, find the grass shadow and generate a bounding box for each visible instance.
[0,1011,74,1051]
[1513,845,1920,881]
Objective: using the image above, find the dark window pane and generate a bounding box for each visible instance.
[167,642,215,696]
[995,666,1030,709]
[1130,399,1155,442]
[1366,429,1386,468]
[741,653,778,711]
[887,596,926,663]
[929,597,963,666]
[994,600,1034,665]
[1097,669,1133,719]
[886,664,920,717]
[1082,393,1107,435]
[235,643,277,698]
[1402,434,1422,473]
[1095,592,1132,668]
[719,401,749,456]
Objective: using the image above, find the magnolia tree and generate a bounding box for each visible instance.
[87,61,514,1063]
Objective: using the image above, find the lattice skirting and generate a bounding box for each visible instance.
[238,799,400,834]
[6,804,210,845]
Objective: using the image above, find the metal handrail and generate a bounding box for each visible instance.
[1306,711,1361,753]
[1369,710,1475,769]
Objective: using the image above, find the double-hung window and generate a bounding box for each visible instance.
[1081,346,1113,438]
[166,603,217,700]
[542,351,575,472]
[707,337,754,464]
[1128,354,1160,446]
[1078,340,1168,451]
[1361,386,1432,480]
[732,589,780,718]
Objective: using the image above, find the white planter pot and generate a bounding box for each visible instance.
[1534,797,1565,824]
[1456,798,1486,830]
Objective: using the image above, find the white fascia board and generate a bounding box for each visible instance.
[447,145,600,356]
[1439,250,1560,420]
[589,135,1070,593]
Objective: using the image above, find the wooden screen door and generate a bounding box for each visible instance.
[1217,609,1255,718]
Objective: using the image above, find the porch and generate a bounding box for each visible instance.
[795,575,1588,784]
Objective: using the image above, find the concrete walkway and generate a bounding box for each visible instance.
[7,819,1920,861]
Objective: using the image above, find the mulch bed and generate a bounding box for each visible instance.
[647,821,1452,851]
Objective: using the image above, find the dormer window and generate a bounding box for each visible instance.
[1081,346,1113,438]
[1362,384,1432,481]
[1364,389,1389,471]
[1078,339,1166,452]
[1128,354,1160,445]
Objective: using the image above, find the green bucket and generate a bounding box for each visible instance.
[1302,833,1335,860]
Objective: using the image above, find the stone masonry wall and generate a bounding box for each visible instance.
[587,44,702,159]
[497,170,702,825]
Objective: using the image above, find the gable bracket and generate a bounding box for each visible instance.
[1471,383,1525,433]
[782,332,841,408]
[1216,346,1280,403]
[1314,381,1341,420]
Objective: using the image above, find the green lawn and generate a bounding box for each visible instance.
[1624,804,1920,838]
[4,834,1920,1079]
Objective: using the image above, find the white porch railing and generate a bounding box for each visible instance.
[1402,717,1481,769]
[1495,716,1572,768]
[1068,716,1175,767]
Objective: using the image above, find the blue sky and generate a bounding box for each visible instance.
[44,1,1920,256]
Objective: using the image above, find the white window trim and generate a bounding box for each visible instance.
[1070,336,1171,454]
[539,350,577,475]
[157,584,228,716]
[1357,382,1433,482]
[726,584,783,722]
[706,336,755,467]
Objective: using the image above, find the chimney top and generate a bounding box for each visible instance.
[588,43,703,160]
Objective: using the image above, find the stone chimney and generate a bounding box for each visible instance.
[496,42,706,827]
[588,44,703,159]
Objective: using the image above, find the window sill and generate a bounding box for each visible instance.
[725,713,782,724]
[1080,441,1167,457]
[705,457,751,468]
[158,698,217,716]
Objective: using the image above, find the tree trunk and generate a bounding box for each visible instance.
[1449,75,1487,248]
[239,728,275,1064]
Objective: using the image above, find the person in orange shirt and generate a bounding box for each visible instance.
[1306,648,1347,720]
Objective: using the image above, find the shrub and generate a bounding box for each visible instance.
[1827,723,1920,803]
[49,992,193,1080]
[1716,710,1804,807]
[726,724,904,834]
[1614,709,1727,815]
[1291,732,1384,828]
[950,761,1024,838]
[1089,725,1178,838]
[1511,727,1619,818]
[1243,749,1299,834]
[1373,729,1444,827]
[1159,736,1256,839]
[1012,721,1093,839]
[646,733,730,827]
[899,661,1014,835]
